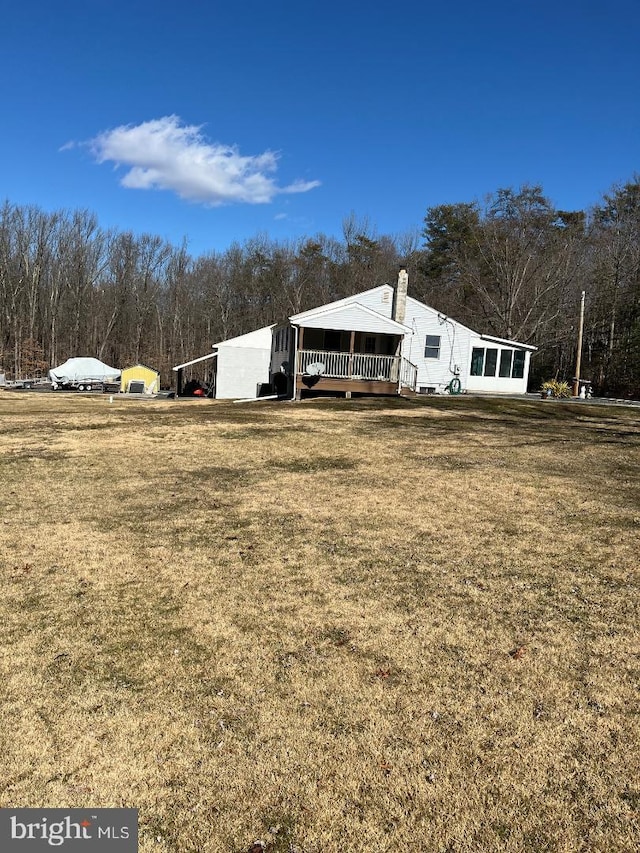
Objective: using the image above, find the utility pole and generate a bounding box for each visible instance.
[573,290,585,397]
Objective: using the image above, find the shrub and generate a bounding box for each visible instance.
[542,379,572,398]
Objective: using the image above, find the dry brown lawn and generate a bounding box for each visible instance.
[0,392,638,852]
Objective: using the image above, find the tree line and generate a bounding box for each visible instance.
[1,178,639,395]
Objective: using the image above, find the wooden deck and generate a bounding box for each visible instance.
[296,375,398,397]
[293,348,417,398]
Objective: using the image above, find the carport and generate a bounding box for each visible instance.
[172,352,217,397]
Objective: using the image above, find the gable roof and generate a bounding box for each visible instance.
[122,363,159,373]
[290,300,412,335]
[290,284,537,351]
[212,324,275,349]
[289,284,392,323]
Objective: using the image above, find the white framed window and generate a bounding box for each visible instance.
[512,350,525,378]
[472,346,526,379]
[499,350,513,377]
[471,347,484,376]
[484,348,498,377]
[424,335,441,359]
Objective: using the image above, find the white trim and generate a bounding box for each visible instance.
[172,352,218,371]
[479,333,538,351]
[290,285,391,322]
[212,324,276,349]
[291,300,412,334]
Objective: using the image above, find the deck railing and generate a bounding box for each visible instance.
[400,357,418,391]
[297,349,419,391]
[297,349,418,384]
[297,349,352,378]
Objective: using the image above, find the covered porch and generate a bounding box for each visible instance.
[294,326,417,398]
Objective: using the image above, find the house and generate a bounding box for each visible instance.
[173,270,536,400]
[172,325,273,398]
[270,269,537,399]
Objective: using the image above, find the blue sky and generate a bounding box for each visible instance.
[1,0,638,256]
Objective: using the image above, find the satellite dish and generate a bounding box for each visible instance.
[305,361,325,376]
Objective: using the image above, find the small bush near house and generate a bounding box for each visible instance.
[542,378,572,397]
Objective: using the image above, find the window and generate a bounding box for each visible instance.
[275,328,290,352]
[364,336,377,354]
[424,335,441,359]
[472,346,527,379]
[471,347,485,376]
[512,350,525,379]
[484,348,498,377]
[499,350,513,377]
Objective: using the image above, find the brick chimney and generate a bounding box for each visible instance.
[392,266,408,325]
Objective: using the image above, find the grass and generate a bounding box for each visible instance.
[0,392,639,852]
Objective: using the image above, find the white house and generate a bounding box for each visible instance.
[270,270,536,399]
[173,271,536,400]
[172,325,273,398]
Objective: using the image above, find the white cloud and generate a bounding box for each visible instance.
[79,115,320,206]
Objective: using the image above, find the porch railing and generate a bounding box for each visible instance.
[400,357,418,391]
[297,349,401,382]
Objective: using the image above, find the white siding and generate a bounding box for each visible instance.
[398,297,472,392]
[347,285,395,316]
[291,285,392,322]
[398,297,536,394]
[214,326,274,349]
[299,301,406,334]
[214,326,274,399]
[346,288,474,391]
[215,346,271,399]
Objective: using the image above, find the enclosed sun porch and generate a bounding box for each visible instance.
[275,302,417,399]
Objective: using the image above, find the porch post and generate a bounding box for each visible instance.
[348,330,355,379]
[295,326,304,400]
[393,335,402,390]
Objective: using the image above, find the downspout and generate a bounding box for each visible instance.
[290,324,299,401]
